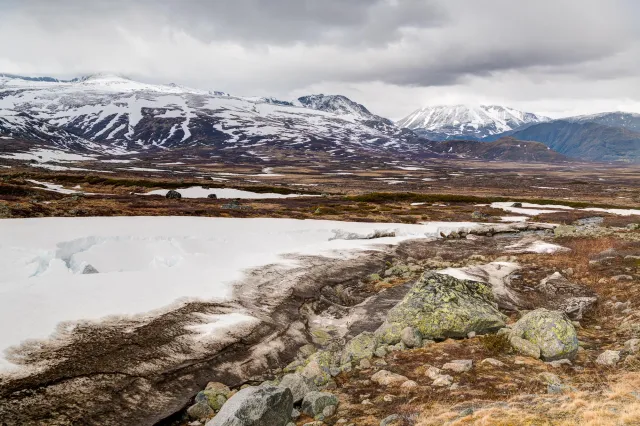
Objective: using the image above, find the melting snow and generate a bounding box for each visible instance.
[0,217,481,374]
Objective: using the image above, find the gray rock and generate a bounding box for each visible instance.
[509,309,578,361]
[188,402,214,420]
[442,359,472,373]
[278,373,318,404]
[207,194,218,199]
[322,404,337,418]
[375,272,506,344]
[380,414,403,426]
[82,264,99,274]
[596,350,621,366]
[400,327,423,348]
[166,190,182,199]
[374,346,388,358]
[206,386,293,426]
[481,358,505,367]
[340,332,377,365]
[301,391,339,417]
[625,339,640,354]
[432,374,453,387]
[510,336,541,359]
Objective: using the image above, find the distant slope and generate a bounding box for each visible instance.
[506,120,640,162]
[569,112,640,133]
[397,105,548,140]
[0,74,422,160]
[426,137,570,162]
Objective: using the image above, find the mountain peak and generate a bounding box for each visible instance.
[296,94,375,120]
[397,104,548,140]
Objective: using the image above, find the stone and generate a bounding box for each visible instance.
[481,358,505,367]
[188,402,215,421]
[401,380,418,389]
[425,366,442,380]
[400,327,423,348]
[322,404,337,418]
[509,309,578,361]
[82,264,99,274]
[380,414,403,426]
[538,273,598,320]
[612,275,633,282]
[625,339,640,354]
[370,370,409,386]
[374,346,388,358]
[207,194,218,199]
[359,359,372,369]
[206,386,293,426]
[547,359,572,368]
[538,372,562,386]
[467,331,476,339]
[291,408,300,419]
[166,190,182,199]
[301,350,338,386]
[442,360,473,373]
[278,373,318,404]
[432,375,453,387]
[301,391,339,418]
[340,332,378,365]
[510,336,541,359]
[596,350,621,366]
[375,272,506,345]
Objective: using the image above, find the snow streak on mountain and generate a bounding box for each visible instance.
[396,105,548,141]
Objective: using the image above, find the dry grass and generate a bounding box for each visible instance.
[416,373,640,426]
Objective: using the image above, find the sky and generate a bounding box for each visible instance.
[1,0,640,120]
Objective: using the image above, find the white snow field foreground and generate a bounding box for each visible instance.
[0,216,481,375]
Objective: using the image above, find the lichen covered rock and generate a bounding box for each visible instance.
[509,309,578,361]
[206,386,293,426]
[340,332,378,365]
[375,272,506,344]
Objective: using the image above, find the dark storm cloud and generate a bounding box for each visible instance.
[1,0,639,117]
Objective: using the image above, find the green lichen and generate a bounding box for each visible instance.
[340,332,378,365]
[375,272,506,343]
[510,308,578,361]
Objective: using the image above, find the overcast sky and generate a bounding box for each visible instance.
[2,0,640,120]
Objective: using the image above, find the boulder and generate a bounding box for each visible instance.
[509,309,578,361]
[370,370,409,387]
[625,339,640,354]
[510,336,541,359]
[196,382,232,410]
[278,373,318,404]
[166,190,182,199]
[208,194,218,199]
[82,264,99,274]
[400,327,423,348]
[375,272,506,344]
[442,360,472,373]
[301,391,338,418]
[537,273,598,320]
[301,350,338,386]
[340,332,378,365]
[206,386,293,426]
[188,401,215,421]
[596,350,621,366]
[380,414,404,426]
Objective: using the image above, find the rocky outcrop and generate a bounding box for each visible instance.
[509,309,579,361]
[375,272,506,344]
[537,272,598,320]
[206,386,293,426]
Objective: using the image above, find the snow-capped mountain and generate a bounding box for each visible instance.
[0,74,419,158]
[397,105,549,141]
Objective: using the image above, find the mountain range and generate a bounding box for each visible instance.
[0,73,639,163]
[399,105,640,163]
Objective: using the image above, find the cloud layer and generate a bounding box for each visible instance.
[2,0,640,119]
